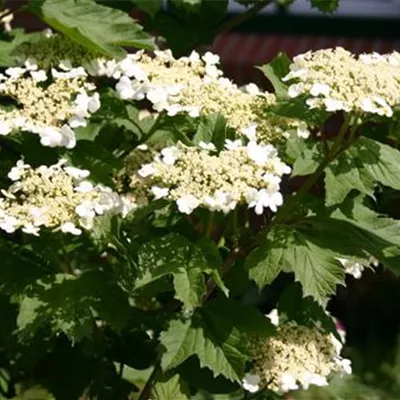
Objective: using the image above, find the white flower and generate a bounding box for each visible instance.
[137,144,148,151]
[266,309,279,326]
[176,195,200,214]
[73,92,101,119]
[189,50,200,64]
[202,52,220,65]
[310,83,330,97]
[296,121,311,138]
[324,98,346,112]
[0,120,12,136]
[246,141,276,166]
[138,163,157,178]
[300,373,328,390]
[51,67,87,79]
[306,98,321,109]
[280,373,299,393]
[288,83,305,98]
[199,141,216,151]
[204,191,237,214]
[224,139,243,151]
[244,83,260,96]
[118,57,148,80]
[30,206,48,226]
[247,188,283,214]
[166,104,183,116]
[0,215,18,233]
[39,126,76,149]
[359,98,376,113]
[8,160,29,181]
[5,67,25,79]
[269,158,291,176]
[335,357,352,375]
[120,196,136,218]
[154,49,174,62]
[166,85,184,96]
[242,373,260,393]
[74,181,94,193]
[147,87,169,105]
[30,70,47,82]
[84,58,117,77]
[75,201,96,219]
[64,167,90,180]
[94,191,121,215]
[39,127,63,148]
[61,222,82,235]
[68,115,87,128]
[115,77,133,99]
[22,223,40,236]
[282,67,308,82]
[151,186,169,200]
[241,123,258,141]
[58,59,73,71]
[185,106,201,118]
[205,64,221,79]
[161,146,180,165]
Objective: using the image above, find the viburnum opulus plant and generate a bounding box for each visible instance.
[0,0,400,399]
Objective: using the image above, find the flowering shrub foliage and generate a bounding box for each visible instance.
[0,0,399,399]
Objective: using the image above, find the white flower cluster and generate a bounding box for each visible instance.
[135,140,291,215]
[0,59,100,148]
[0,159,134,236]
[243,309,352,394]
[83,49,310,143]
[337,256,379,279]
[283,47,400,117]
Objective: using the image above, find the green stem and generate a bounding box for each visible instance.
[232,208,238,242]
[272,113,354,228]
[205,212,215,237]
[138,361,160,400]
[216,0,272,35]
[329,113,352,156]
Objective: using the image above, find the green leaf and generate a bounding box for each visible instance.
[0,29,42,67]
[351,137,400,191]
[268,96,329,126]
[64,140,123,185]
[160,306,248,381]
[133,0,163,17]
[298,199,400,273]
[192,113,232,151]
[286,235,344,306]
[291,141,323,177]
[257,52,290,98]
[325,151,375,206]
[245,231,284,288]
[28,0,154,59]
[151,373,190,400]
[308,0,339,13]
[278,283,339,337]
[253,226,345,305]
[137,233,207,310]
[206,298,274,336]
[0,239,53,295]
[17,270,131,341]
